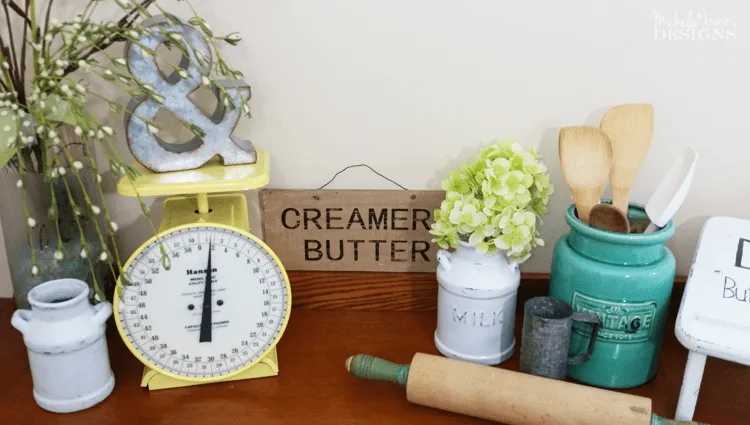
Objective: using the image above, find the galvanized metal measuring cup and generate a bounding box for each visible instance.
[520,296,601,380]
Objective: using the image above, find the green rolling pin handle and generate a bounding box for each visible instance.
[345,354,410,387]
[651,415,710,425]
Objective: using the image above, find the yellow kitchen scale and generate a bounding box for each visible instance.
[112,150,292,390]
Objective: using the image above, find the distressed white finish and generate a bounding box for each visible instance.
[675,216,750,420]
[434,242,520,365]
[675,351,707,420]
[11,279,114,413]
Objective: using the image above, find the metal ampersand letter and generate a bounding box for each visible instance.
[124,15,256,172]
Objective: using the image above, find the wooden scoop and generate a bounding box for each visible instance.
[600,103,654,215]
[589,203,630,233]
[559,126,613,224]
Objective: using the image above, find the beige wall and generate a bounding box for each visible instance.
[1,1,748,297]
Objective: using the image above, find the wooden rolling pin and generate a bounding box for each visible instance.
[346,353,708,425]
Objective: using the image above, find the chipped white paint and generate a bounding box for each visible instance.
[675,216,750,420]
[675,351,707,420]
[434,241,520,365]
[11,279,114,413]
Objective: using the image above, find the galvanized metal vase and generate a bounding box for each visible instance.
[549,202,676,389]
[0,171,110,309]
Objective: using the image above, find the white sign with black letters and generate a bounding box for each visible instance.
[680,216,750,337]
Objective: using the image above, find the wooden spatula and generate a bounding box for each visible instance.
[600,103,654,215]
[559,126,613,224]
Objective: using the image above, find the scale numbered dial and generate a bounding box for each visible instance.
[114,223,291,382]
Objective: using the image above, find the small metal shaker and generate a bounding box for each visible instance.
[520,296,601,380]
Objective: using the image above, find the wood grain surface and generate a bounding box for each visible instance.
[0,274,739,425]
[288,271,686,311]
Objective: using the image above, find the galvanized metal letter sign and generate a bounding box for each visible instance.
[124,15,256,172]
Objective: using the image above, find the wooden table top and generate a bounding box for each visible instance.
[0,282,746,425]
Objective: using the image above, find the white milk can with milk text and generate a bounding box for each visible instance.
[434,241,520,365]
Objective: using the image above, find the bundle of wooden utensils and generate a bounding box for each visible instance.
[559,104,697,234]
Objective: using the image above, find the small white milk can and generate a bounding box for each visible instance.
[434,241,520,365]
[11,278,115,413]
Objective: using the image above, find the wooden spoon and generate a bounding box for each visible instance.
[559,126,613,224]
[600,103,654,215]
[589,203,630,233]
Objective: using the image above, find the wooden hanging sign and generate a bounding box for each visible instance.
[259,189,444,272]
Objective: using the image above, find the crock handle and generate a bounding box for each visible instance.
[436,250,452,271]
[11,310,32,335]
[92,301,113,326]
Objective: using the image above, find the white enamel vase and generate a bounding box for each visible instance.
[434,241,521,365]
[11,278,115,413]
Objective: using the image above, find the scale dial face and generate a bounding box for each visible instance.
[114,224,291,382]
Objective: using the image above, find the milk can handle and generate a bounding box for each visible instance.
[499,251,520,273]
[437,250,452,271]
[11,310,32,335]
[508,261,520,273]
[92,302,113,326]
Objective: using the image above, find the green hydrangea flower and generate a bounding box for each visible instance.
[441,168,473,194]
[484,157,511,180]
[429,138,554,264]
[429,212,459,250]
[448,200,487,233]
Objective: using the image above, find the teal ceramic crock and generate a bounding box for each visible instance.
[548,202,676,389]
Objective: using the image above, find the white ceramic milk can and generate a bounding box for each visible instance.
[434,241,521,365]
[11,278,115,413]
